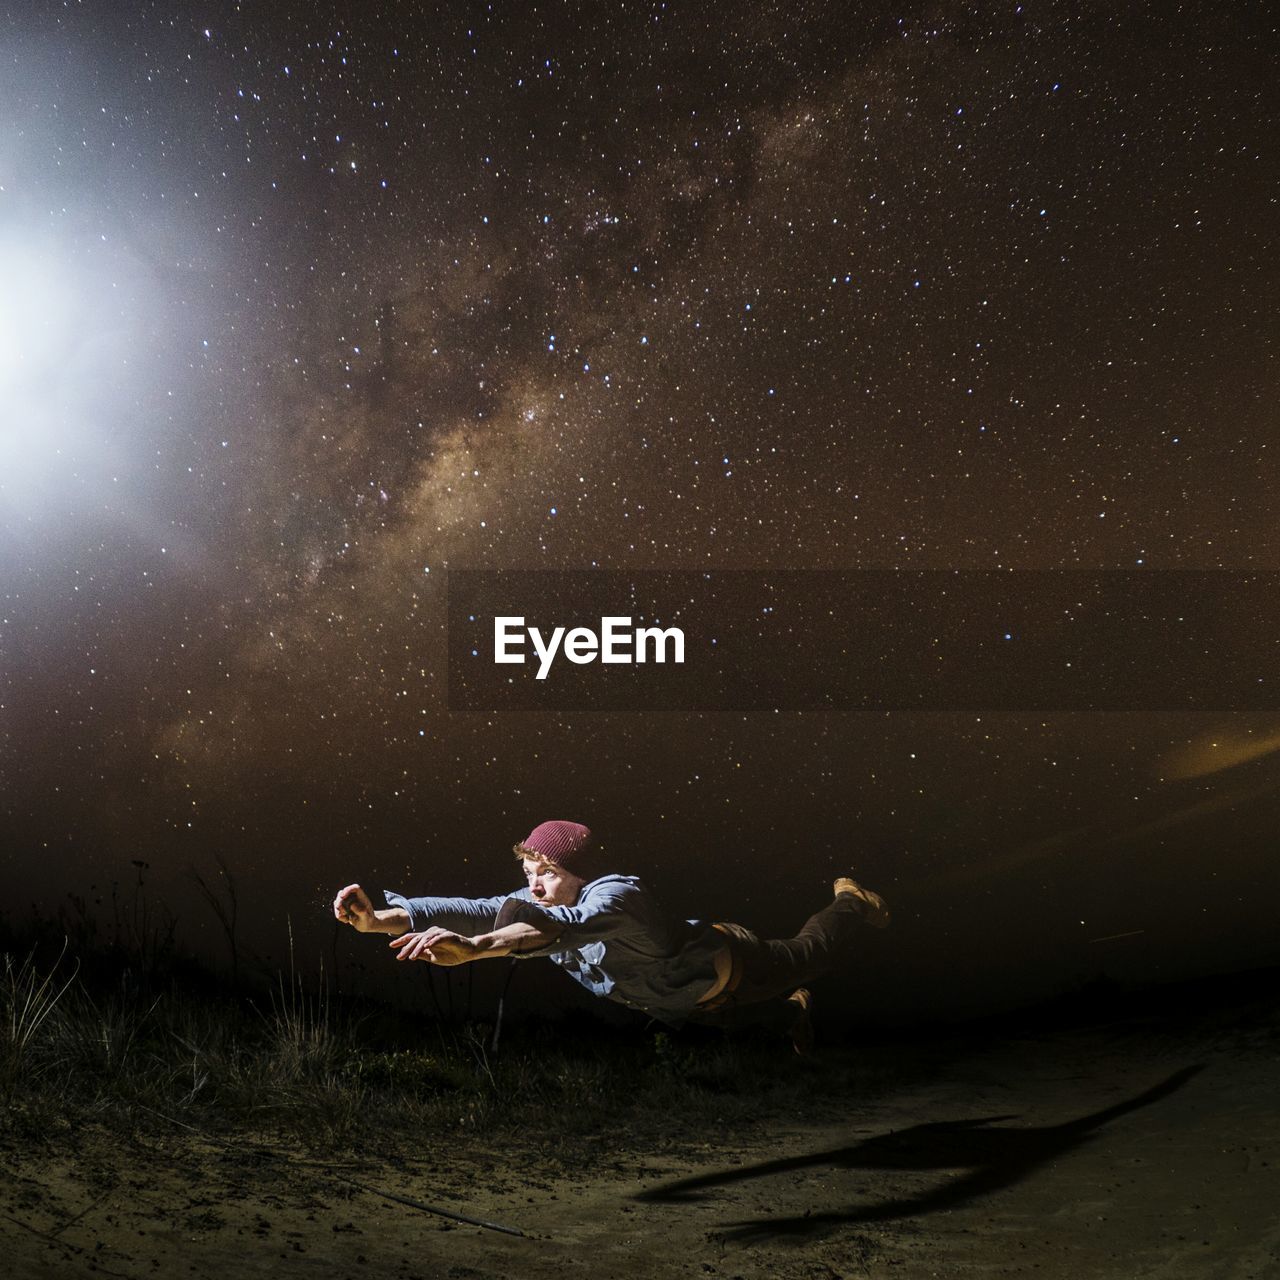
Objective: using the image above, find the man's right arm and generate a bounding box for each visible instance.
[333,884,410,935]
[333,883,524,937]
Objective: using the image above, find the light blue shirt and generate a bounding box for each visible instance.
[384,875,724,1024]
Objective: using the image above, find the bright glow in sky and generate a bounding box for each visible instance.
[0,241,77,393]
[0,231,157,520]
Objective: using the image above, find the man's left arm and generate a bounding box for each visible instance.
[389,919,562,965]
[389,880,645,965]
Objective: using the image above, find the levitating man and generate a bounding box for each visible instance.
[332,820,889,1052]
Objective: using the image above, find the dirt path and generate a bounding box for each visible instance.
[3,1019,1276,1279]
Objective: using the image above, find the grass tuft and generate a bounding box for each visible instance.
[1,941,80,1098]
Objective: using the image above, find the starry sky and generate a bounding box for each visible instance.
[1,1,1277,1020]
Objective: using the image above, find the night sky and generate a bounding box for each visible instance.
[2,1,1277,1021]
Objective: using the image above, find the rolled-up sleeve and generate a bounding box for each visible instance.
[383,890,518,934]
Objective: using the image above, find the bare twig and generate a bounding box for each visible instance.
[491,959,518,1056]
[190,855,240,987]
[51,1187,113,1238]
[1,1212,131,1276]
[2,1211,80,1250]
[131,1105,526,1236]
[337,1176,525,1237]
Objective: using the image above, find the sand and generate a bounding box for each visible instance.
[2,1005,1276,1279]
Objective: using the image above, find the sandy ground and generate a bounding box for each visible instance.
[2,1008,1277,1280]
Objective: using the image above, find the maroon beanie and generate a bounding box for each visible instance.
[518,820,595,874]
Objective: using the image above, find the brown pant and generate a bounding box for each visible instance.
[688,892,866,1031]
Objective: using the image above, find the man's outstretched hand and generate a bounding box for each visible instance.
[333,884,379,932]
[332,888,413,938]
[390,928,479,966]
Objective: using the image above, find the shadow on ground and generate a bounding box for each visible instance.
[637,1063,1205,1242]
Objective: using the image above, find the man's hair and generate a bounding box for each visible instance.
[512,839,606,880]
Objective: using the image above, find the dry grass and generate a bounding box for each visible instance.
[0,930,898,1160]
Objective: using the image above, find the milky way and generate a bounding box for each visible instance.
[2,2,1276,1016]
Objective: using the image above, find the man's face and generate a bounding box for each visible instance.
[522,856,585,908]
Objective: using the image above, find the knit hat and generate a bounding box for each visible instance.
[517,820,596,875]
